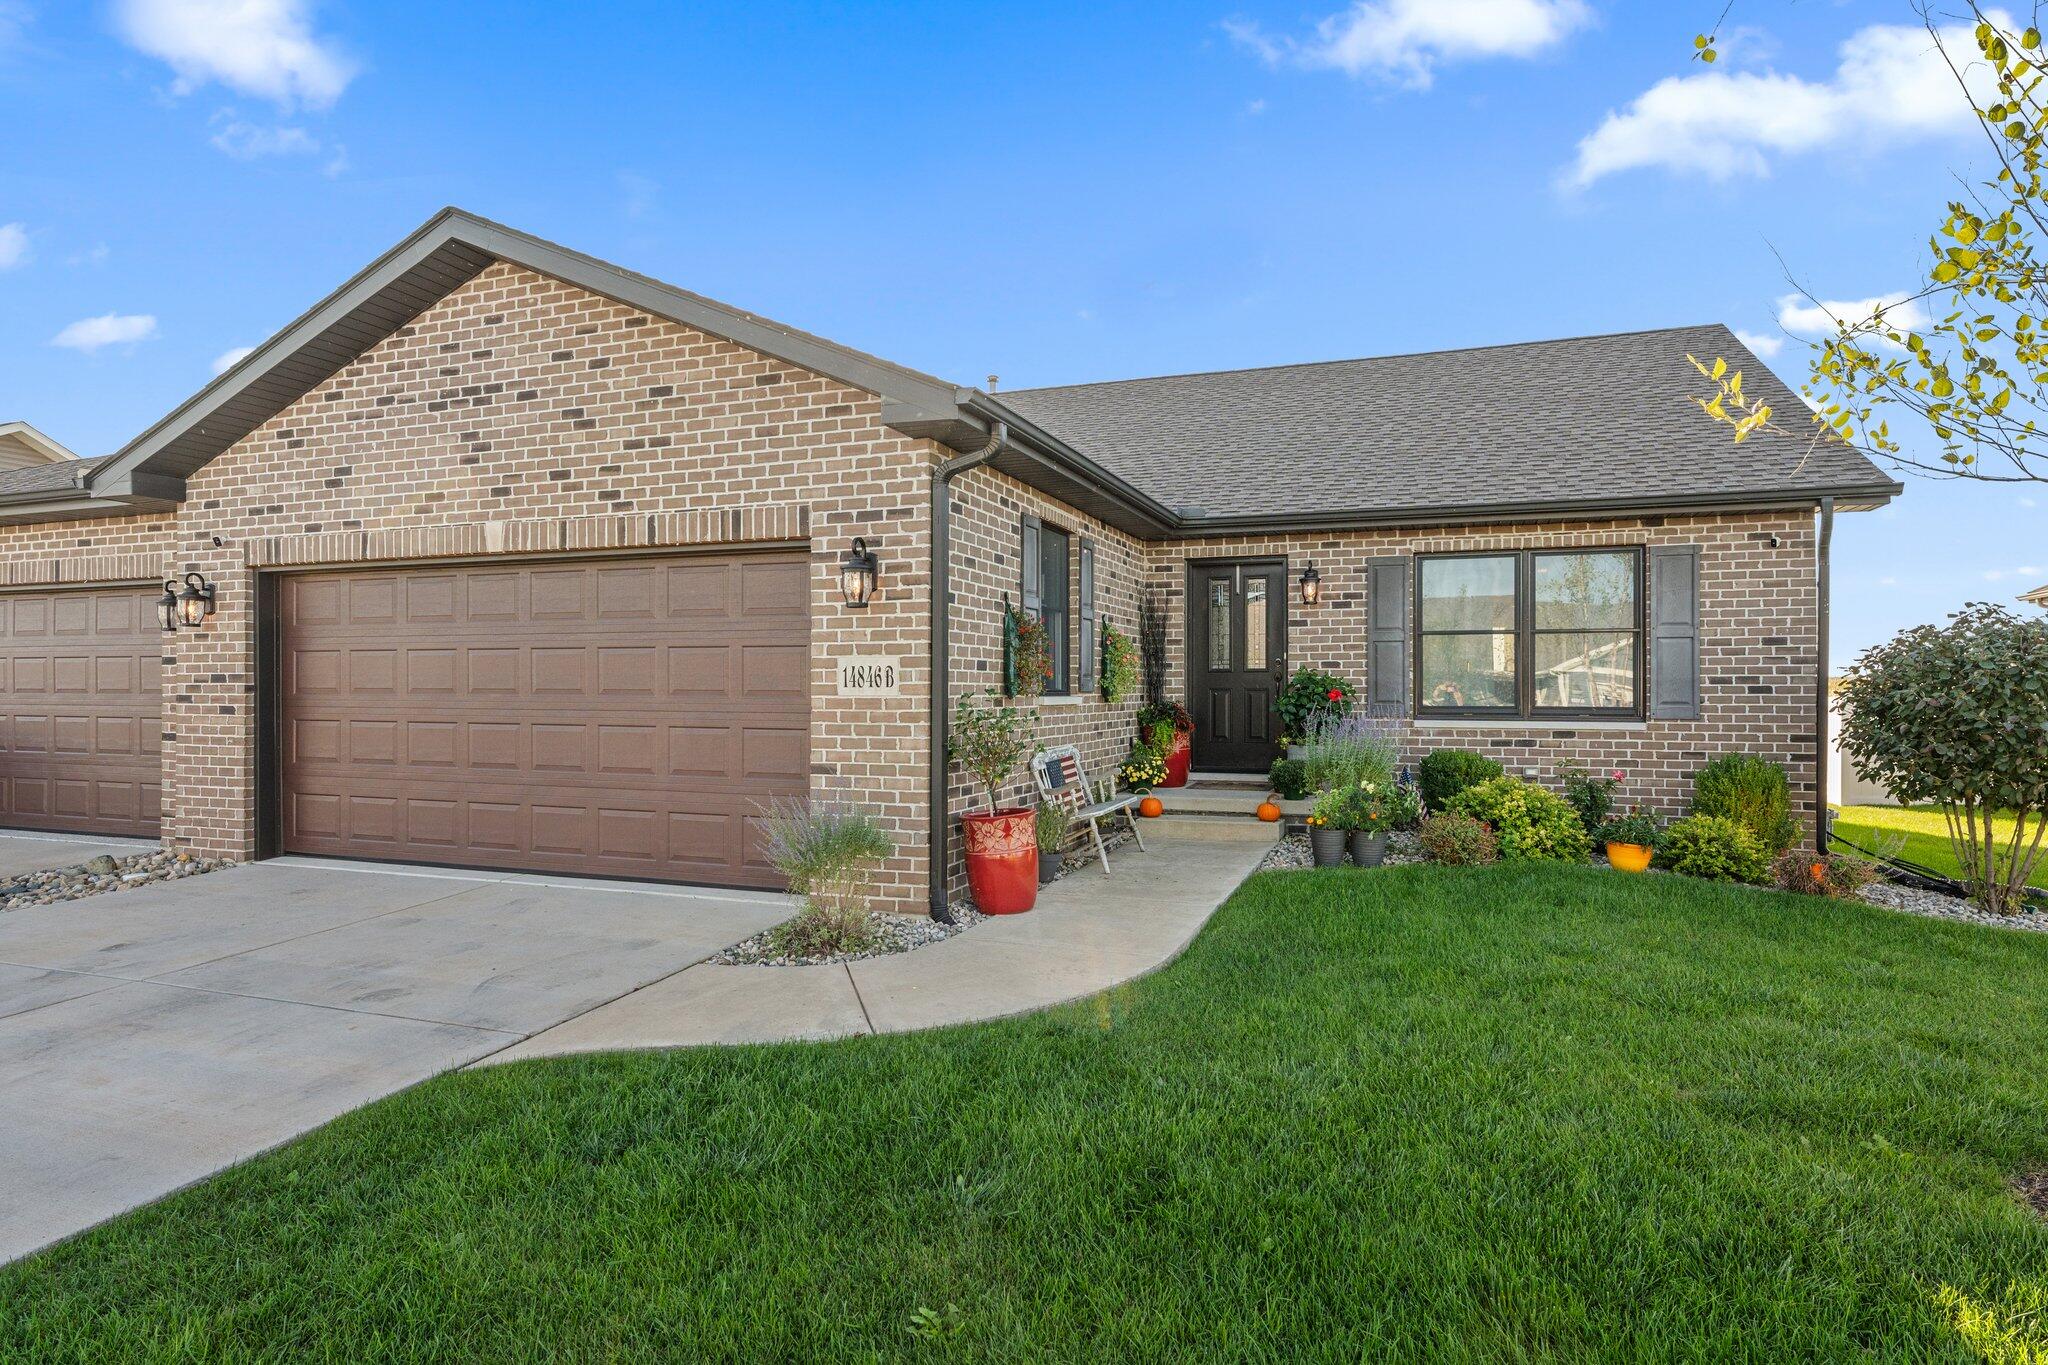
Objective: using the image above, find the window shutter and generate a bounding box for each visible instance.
[1078,539,1097,694]
[1019,515,1042,620]
[1648,545,1701,720]
[1367,557,1410,712]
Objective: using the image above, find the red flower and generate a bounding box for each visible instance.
[1326,687,1343,702]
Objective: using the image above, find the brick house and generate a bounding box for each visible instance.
[0,209,1900,915]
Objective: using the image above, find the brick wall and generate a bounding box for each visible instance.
[1149,511,1823,831]
[0,263,945,914]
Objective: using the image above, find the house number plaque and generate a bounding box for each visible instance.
[837,656,901,697]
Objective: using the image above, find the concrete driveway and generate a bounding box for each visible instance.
[0,856,789,1264]
[0,830,158,881]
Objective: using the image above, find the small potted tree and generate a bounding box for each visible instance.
[1136,700,1194,787]
[1600,809,1659,873]
[948,690,1039,913]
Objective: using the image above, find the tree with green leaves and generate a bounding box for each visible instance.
[1692,5,2048,485]
[1835,603,2048,914]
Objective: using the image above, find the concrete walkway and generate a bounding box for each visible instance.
[484,834,1269,1063]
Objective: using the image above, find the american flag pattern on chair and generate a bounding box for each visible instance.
[1031,743,1147,875]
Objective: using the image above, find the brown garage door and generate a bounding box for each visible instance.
[0,585,163,838]
[278,551,810,886]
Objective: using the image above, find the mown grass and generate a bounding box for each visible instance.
[1833,803,2048,890]
[7,865,2048,1362]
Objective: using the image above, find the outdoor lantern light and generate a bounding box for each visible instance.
[839,536,879,609]
[168,572,216,630]
[1299,563,1322,606]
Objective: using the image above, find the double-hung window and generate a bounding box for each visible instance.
[1416,548,1643,719]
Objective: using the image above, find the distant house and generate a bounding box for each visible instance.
[2024,583,2048,609]
[0,421,80,471]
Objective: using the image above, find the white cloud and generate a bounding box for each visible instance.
[2022,497,2040,509]
[66,242,109,266]
[209,115,318,158]
[115,0,354,107]
[1734,328,1784,358]
[0,221,27,269]
[1877,575,1899,587]
[210,345,255,375]
[1227,0,1590,89]
[1245,97,1267,115]
[1777,291,1928,337]
[1984,564,2045,581]
[50,313,158,352]
[1569,15,1995,185]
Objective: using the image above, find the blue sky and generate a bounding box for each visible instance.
[1,0,2040,665]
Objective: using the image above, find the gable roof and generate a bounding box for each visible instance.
[0,422,81,466]
[990,325,1901,528]
[2024,583,2048,607]
[1,209,1901,535]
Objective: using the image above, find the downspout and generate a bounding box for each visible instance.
[929,421,1008,921]
[1815,496,1834,854]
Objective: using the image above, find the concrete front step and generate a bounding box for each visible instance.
[1156,788,1276,817]
[1145,813,1283,843]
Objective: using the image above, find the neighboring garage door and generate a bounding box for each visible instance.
[278,551,810,886]
[0,584,163,838]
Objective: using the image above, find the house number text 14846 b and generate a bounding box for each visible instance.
[837,656,901,696]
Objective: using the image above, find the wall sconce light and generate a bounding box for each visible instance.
[1299,563,1322,606]
[159,573,217,632]
[839,537,879,609]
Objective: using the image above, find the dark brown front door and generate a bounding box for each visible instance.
[276,550,809,887]
[0,585,163,838]
[1187,560,1286,772]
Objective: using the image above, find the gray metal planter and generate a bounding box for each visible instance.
[1348,831,1389,867]
[1309,826,1348,868]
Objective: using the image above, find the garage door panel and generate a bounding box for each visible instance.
[280,552,808,886]
[0,586,162,837]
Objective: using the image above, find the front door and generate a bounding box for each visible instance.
[1187,560,1286,772]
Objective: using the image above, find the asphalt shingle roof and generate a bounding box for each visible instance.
[996,324,1899,521]
[0,455,103,497]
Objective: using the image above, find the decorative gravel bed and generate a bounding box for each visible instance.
[714,902,990,967]
[1856,879,2048,934]
[1258,831,1422,872]
[0,849,227,914]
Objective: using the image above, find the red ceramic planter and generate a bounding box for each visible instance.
[961,808,1039,914]
[1158,729,1192,788]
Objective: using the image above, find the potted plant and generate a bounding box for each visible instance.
[1278,667,1352,754]
[1118,742,1168,815]
[1600,809,1660,873]
[947,690,1039,913]
[1136,700,1194,787]
[1306,788,1349,868]
[1006,603,1053,700]
[1343,779,1419,867]
[1100,621,1140,703]
[1034,802,1071,885]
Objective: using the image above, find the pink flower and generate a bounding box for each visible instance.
[1611,770,1624,782]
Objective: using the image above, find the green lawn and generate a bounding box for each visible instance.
[1833,803,2048,890]
[9,865,2048,1362]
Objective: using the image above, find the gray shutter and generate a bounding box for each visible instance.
[1648,545,1700,720]
[1019,515,1042,620]
[1367,557,1410,712]
[1078,539,1097,693]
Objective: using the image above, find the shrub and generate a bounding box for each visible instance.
[1692,753,1798,855]
[1772,849,1877,899]
[1298,710,1399,793]
[1268,757,1310,801]
[1418,811,1499,866]
[1656,814,1771,884]
[1278,666,1353,743]
[1034,802,1071,855]
[1838,603,2048,915]
[1599,809,1661,847]
[1418,750,1505,811]
[757,795,895,957]
[1560,762,1625,833]
[948,690,1036,812]
[1445,776,1591,862]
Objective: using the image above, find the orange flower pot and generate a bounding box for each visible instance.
[1606,841,1654,873]
[961,808,1039,913]
[1138,795,1165,818]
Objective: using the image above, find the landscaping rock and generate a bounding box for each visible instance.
[1857,879,2048,934]
[714,904,989,967]
[1258,830,1422,873]
[0,849,230,914]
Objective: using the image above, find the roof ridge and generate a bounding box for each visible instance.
[1001,322,1741,396]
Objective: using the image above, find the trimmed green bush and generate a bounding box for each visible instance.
[1417,749,1504,811]
[1692,754,1797,855]
[1417,811,1498,865]
[1268,757,1310,801]
[1445,776,1591,862]
[1656,814,1771,884]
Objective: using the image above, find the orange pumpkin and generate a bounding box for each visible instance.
[1256,801,1282,823]
[1138,795,1165,818]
